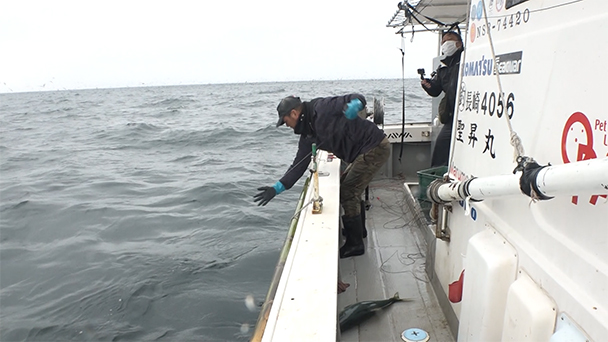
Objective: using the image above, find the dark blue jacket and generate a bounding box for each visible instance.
[279,94,385,190]
[423,49,462,126]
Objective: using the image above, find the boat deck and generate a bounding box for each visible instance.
[338,177,454,342]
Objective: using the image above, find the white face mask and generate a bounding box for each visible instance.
[441,40,459,56]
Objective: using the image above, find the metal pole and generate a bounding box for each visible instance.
[311,143,323,214]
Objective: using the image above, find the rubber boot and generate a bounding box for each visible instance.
[340,215,365,258]
[360,200,368,238]
[343,201,368,238]
[343,201,368,237]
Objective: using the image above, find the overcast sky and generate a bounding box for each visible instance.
[0,0,438,93]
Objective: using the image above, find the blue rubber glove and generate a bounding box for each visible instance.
[344,98,363,120]
[253,181,285,206]
[272,181,285,194]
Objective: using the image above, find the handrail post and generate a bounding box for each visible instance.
[311,143,323,214]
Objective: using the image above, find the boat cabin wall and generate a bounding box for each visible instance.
[377,123,434,182]
[433,0,608,340]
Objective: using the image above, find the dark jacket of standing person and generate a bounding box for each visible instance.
[423,49,462,124]
[421,31,463,167]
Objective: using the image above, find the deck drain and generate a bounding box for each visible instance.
[401,328,429,342]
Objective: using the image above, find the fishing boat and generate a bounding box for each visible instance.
[252,0,608,341]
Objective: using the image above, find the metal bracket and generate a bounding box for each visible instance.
[435,204,451,241]
[312,196,323,214]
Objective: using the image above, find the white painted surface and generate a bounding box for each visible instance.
[458,228,517,342]
[262,151,341,342]
[429,0,608,340]
[501,271,557,341]
[550,313,591,342]
[383,123,432,143]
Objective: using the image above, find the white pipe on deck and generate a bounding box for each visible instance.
[428,157,608,203]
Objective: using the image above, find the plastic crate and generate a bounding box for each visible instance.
[416,166,448,202]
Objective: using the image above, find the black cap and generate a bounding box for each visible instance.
[276,96,302,127]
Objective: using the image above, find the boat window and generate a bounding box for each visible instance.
[506,0,529,9]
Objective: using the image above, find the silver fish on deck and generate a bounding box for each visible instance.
[339,292,412,332]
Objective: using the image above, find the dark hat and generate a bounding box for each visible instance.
[276,96,302,127]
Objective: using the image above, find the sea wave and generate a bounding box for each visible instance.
[0,79,430,341]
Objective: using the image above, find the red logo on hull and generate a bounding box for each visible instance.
[561,112,607,205]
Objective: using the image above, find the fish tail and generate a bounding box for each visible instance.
[392,292,413,302]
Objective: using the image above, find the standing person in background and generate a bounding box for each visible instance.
[421,31,463,167]
[253,94,390,259]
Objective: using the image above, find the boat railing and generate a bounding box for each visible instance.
[251,150,342,341]
[250,177,310,342]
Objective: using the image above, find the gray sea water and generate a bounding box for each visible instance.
[0,79,431,341]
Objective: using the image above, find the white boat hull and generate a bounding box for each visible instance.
[435,0,608,340]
